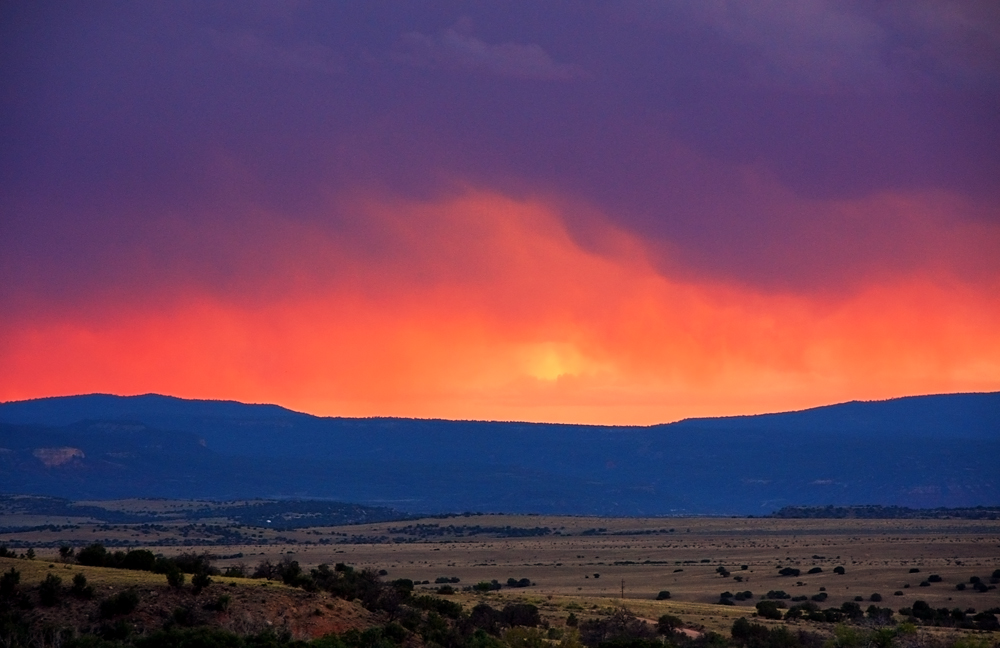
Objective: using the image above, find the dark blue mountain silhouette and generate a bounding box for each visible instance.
[1,392,997,514]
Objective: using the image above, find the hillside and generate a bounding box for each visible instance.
[0,393,997,515]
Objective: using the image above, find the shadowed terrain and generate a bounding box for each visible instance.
[1,393,997,515]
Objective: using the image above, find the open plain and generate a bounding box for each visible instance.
[3,508,999,635]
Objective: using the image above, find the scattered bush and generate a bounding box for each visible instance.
[778,567,801,577]
[120,549,156,571]
[867,605,895,622]
[807,567,823,574]
[656,614,683,634]
[756,600,783,619]
[99,590,139,618]
[833,566,846,575]
[841,601,864,620]
[191,571,212,594]
[76,543,109,567]
[71,573,94,599]
[411,594,464,619]
[501,603,541,627]
[166,570,185,588]
[871,593,883,602]
[223,564,247,578]
[38,574,61,607]
[205,594,231,612]
[0,567,20,598]
[655,590,670,600]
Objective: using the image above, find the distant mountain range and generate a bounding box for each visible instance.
[1,392,997,515]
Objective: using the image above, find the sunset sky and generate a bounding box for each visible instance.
[2,2,999,424]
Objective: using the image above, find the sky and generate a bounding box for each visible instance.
[2,1,999,424]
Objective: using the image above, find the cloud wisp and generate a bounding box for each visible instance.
[397,22,586,80]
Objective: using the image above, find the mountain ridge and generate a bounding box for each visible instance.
[6,390,999,430]
[1,392,997,515]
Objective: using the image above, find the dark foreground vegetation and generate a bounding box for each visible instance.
[2,545,999,648]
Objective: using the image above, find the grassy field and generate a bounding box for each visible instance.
[3,511,998,639]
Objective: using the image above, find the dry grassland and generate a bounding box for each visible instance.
[4,514,999,637]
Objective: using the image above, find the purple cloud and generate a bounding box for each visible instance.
[397,21,586,80]
[0,0,997,312]
[209,29,343,75]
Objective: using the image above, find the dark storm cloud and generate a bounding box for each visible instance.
[2,0,998,309]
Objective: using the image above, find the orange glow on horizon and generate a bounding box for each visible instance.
[2,189,999,425]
